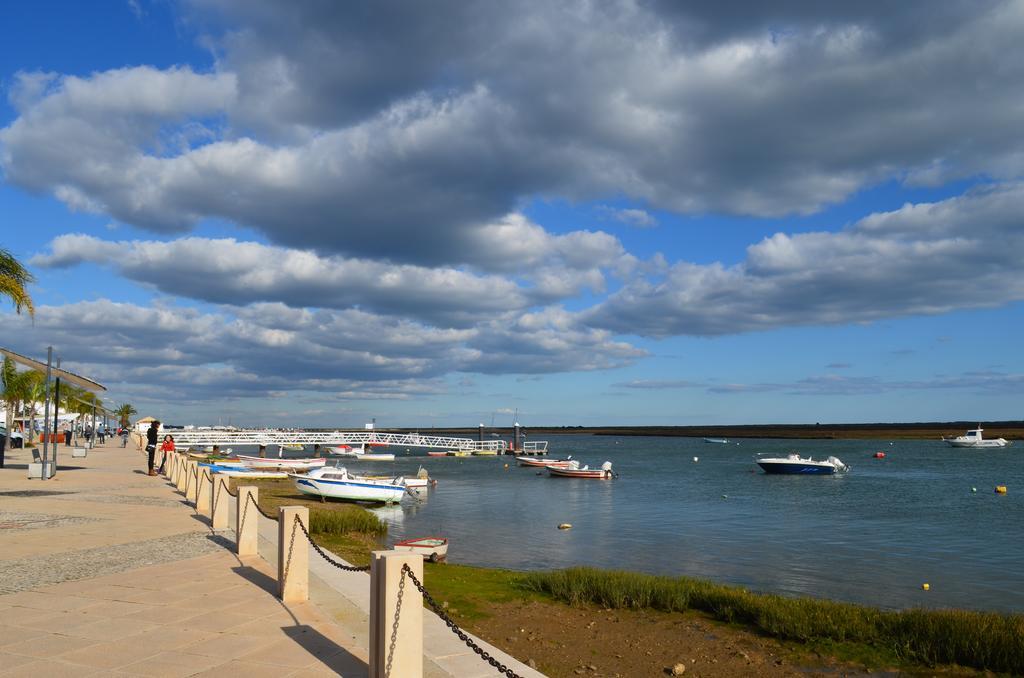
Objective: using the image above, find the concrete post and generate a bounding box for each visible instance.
[278,506,309,603]
[211,476,230,529]
[196,469,212,514]
[370,551,423,678]
[236,486,258,557]
[186,461,199,503]
[177,457,189,492]
[168,453,177,483]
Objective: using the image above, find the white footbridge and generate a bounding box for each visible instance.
[165,429,548,454]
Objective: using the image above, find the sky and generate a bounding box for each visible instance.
[1,0,1023,428]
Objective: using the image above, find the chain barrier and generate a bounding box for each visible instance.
[293,515,371,572]
[401,564,524,678]
[218,477,239,498]
[246,491,279,521]
[386,566,406,678]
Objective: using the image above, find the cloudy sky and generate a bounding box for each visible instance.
[1,0,1022,427]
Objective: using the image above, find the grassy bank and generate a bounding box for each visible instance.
[520,567,1024,674]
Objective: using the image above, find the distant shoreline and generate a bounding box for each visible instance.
[369,421,1024,441]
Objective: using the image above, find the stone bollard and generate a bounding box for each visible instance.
[370,551,423,678]
[176,457,190,492]
[278,506,309,603]
[236,486,259,557]
[168,453,177,483]
[211,476,230,529]
[196,469,212,514]
[186,461,200,503]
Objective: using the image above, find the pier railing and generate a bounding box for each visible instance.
[165,450,532,678]
[165,429,513,452]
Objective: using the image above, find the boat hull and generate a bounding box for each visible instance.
[394,537,448,562]
[756,461,837,475]
[294,477,406,503]
[547,467,613,479]
[236,455,326,471]
[945,439,1010,448]
[516,456,571,468]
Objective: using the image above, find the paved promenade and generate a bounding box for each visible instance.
[0,439,541,677]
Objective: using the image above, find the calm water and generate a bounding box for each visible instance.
[264,435,1024,612]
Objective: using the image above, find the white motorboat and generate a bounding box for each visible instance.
[517,455,572,468]
[943,427,1011,448]
[703,437,730,444]
[327,444,396,461]
[755,453,849,475]
[547,460,616,479]
[291,466,407,503]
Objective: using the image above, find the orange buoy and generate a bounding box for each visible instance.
[995,485,1008,494]
[873,452,886,459]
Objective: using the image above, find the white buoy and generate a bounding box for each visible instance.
[693,456,699,462]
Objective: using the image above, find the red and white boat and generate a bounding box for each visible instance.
[547,460,615,479]
[427,451,448,457]
[394,537,448,562]
[517,455,573,468]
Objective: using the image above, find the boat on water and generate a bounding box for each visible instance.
[280,443,305,452]
[516,455,572,468]
[292,466,408,503]
[235,455,327,471]
[943,427,1011,448]
[327,444,396,461]
[426,451,448,457]
[755,453,849,475]
[394,537,448,562]
[357,466,433,489]
[446,450,472,457]
[201,463,288,479]
[472,449,498,456]
[547,460,615,479]
[704,437,730,444]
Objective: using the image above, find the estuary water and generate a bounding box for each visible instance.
[346,434,1024,613]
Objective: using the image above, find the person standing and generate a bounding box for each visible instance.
[158,434,174,474]
[145,420,160,476]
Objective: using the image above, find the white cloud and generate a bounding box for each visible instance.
[585,183,1024,336]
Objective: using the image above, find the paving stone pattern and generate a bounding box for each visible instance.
[0,531,232,594]
[0,510,102,532]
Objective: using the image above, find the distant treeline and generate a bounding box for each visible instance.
[361,421,1024,441]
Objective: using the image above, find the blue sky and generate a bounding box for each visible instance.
[1,1,1022,427]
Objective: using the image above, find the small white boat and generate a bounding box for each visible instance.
[394,537,448,562]
[357,466,433,489]
[755,453,849,475]
[236,455,327,471]
[292,466,408,503]
[516,455,572,468]
[547,460,615,479]
[943,427,1011,448]
[704,437,730,444]
[280,443,305,452]
[328,444,395,461]
[203,464,288,479]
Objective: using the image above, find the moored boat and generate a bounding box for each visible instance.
[236,455,327,471]
[327,444,396,461]
[394,537,448,562]
[704,437,730,444]
[943,427,1011,448]
[516,455,572,468]
[292,466,408,503]
[547,460,615,479]
[755,453,848,475]
[280,443,305,451]
[426,451,448,457]
[201,463,288,479]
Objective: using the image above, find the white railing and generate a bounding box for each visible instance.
[165,429,509,452]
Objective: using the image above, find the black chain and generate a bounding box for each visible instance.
[293,516,371,572]
[247,492,279,521]
[218,477,239,498]
[401,564,524,678]
[386,566,406,677]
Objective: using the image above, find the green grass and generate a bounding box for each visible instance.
[309,508,387,537]
[521,567,1024,674]
[230,477,388,538]
[417,563,541,622]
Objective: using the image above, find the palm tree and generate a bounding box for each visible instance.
[2,357,33,463]
[0,247,35,316]
[115,403,137,428]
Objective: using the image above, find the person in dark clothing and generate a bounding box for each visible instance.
[145,421,160,476]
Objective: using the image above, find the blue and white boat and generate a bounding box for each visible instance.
[755,453,849,475]
[291,466,407,503]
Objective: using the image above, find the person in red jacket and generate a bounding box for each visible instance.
[158,434,175,475]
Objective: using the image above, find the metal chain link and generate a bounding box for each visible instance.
[385,566,406,678]
[294,515,371,572]
[247,491,279,521]
[402,564,524,678]
[218,477,239,498]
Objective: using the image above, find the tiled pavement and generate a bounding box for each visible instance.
[0,439,545,677]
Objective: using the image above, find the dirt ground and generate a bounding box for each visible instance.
[467,599,983,678]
